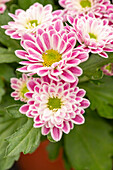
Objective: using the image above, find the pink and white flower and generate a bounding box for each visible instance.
[59,0,110,21]
[0,0,10,14]
[68,13,113,58]
[16,20,89,83]
[11,74,32,102]
[19,76,90,141]
[2,2,59,39]
[101,63,113,76]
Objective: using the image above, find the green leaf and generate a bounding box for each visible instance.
[0,47,20,63]
[6,118,41,157]
[79,76,113,119]
[18,0,39,9]
[0,88,5,103]
[63,153,72,170]
[0,64,15,81]
[10,4,19,13]
[0,11,21,49]
[47,141,61,160]
[64,110,113,170]
[0,154,20,170]
[0,28,21,50]
[6,104,25,118]
[0,10,11,25]
[80,53,113,80]
[18,0,59,10]
[0,112,27,158]
[47,133,56,143]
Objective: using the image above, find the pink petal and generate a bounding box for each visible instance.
[42,33,51,49]
[25,92,33,98]
[51,127,62,141]
[17,66,28,72]
[24,40,41,54]
[99,52,108,58]
[76,89,86,97]
[68,67,83,76]
[19,104,29,114]
[27,80,37,92]
[80,99,90,108]
[27,64,42,72]
[54,20,63,32]
[52,34,60,50]
[62,121,70,134]
[34,123,44,127]
[38,68,49,76]
[15,50,28,59]
[36,36,46,52]
[41,126,50,135]
[22,33,35,42]
[72,114,85,124]
[67,58,80,65]
[60,70,75,82]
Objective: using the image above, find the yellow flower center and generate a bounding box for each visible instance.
[47,97,62,110]
[42,49,62,67]
[105,63,113,72]
[25,20,39,29]
[89,33,97,39]
[20,83,29,101]
[80,0,91,8]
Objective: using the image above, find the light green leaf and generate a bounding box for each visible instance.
[6,104,24,118]
[6,118,41,157]
[0,47,20,63]
[79,76,113,119]
[64,110,113,170]
[47,133,56,143]
[0,154,20,170]
[80,53,113,80]
[0,112,27,158]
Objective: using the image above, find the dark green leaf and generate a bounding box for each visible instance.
[79,76,113,119]
[80,53,113,80]
[0,64,15,81]
[64,110,113,170]
[18,0,59,10]
[47,141,61,160]
[6,118,41,156]
[18,0,39,9]
[0,28,21,50]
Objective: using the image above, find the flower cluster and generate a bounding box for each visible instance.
[2,1,113,141]
[0,0,10,14]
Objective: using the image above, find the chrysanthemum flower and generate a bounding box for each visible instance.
[101,63,113,76]
[1,2,59,39]
[19,76,90,141]
[102,4,113,27]
[0,0,10,14]
[59,0,110,20]
[16,20,88,82]
[68,13,113,58]
[11,74,32,102]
